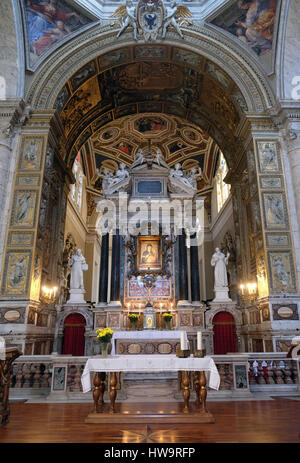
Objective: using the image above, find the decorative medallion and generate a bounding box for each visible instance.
[111,0,192,42]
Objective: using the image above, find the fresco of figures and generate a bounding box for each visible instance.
[23,0,92,65]
[212,0,278,56]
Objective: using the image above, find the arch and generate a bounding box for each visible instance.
[62,312,86,356]
[212,311,237,355]
[26,26,275,113]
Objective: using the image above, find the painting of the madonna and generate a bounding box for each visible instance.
[137,237,161,271]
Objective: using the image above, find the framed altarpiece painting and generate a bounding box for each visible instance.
[137,236,162,272]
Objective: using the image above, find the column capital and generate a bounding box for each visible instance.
[0,98,29,142]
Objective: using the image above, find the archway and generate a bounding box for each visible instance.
[213,311,237,355]
[0,23,299,357]
[62,313,86,356]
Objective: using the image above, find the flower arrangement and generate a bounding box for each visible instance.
[162,312,173,322]
[128,313,140,321]
[96,327,114,343]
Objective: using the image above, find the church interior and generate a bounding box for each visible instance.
[0,0,300,445]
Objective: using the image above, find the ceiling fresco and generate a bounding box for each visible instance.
[54,45,247,165]
[52,44,248,195]
[84,112,215,194]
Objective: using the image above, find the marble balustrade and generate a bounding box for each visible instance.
[7,353,299,401]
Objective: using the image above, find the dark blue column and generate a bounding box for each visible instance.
[178,229,188,301]
[98,233,109,303]
[190,233,200,302]
[110,230,121,302]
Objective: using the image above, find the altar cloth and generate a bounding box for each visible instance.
[110,330,188,355]
[81,355,220,393]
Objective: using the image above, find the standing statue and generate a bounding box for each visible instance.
[68,249,88,290]
[111,0,138,41]
[162,1,192,39]
[211,248,231,302]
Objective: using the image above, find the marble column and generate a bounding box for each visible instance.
[190,233,200,303]
[98,233,109,304]
[110,230,121,303]
[178,230,189,302]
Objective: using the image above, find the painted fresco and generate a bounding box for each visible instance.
[24,0,92,65]
[212,0,278,56]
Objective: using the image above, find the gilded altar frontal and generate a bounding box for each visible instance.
[0,0,300,441]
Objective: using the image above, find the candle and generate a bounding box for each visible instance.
[197,331,202,350]
[180,331,185,350]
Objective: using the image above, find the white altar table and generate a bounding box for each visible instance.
[110,330,188,355]
[81,355,220,423]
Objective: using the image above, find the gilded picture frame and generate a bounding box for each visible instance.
[137,236,162,272]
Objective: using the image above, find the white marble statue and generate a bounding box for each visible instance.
[162,1,184,39]
[115,0,138,41]
[131,148,145,168]
[111,162,129,184]
[187,166,202,190]
[96,167,114,193]
[169,163,192,187]
[154,148,169,168]
[68,249,88,290]
[211,248,230,288]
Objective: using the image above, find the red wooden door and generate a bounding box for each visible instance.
[213,311,237,354]
[62,313,86,356]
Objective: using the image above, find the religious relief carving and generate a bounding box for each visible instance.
[256,141,281,174]
[1,251,32,296]
[111,0,192,42]
[267,251,296,292]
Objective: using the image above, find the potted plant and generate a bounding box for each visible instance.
[128,313,140,330]
[162,312,173,330]
[95,327,114,357]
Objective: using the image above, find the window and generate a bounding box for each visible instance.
[216,152,230,212]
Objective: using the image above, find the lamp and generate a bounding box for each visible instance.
[40,285,58,305]
[239,281,257,305]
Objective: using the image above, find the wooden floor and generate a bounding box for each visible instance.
[0,398,299,443]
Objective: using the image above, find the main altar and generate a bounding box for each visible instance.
[53,139,238,360]
[81,354,220,424]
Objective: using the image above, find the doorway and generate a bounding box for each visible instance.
[62,313,86,356]
[213,311,237,354]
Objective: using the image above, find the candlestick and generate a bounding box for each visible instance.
[180,331,185,350]
[197,331,202,350]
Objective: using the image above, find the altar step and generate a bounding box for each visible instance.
[123,372,179,402]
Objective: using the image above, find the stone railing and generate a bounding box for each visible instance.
[9,353,300,401]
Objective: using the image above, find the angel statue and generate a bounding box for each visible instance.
[96,167,114,194]
[111,0,138,41]
[162,1,192,39]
